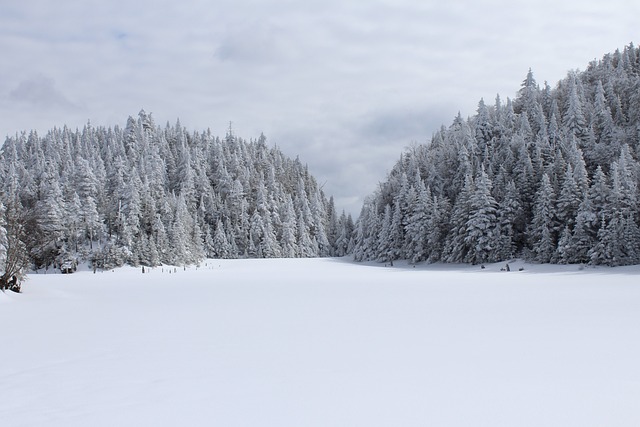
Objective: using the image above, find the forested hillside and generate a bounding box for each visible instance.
[0,113,354,270]
[353,43,640,266]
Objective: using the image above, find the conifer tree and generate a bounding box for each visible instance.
[556,225,574,263]
[376,204,394,262]
[530,174,557,263]
[405,184,432,263]
[212,219,232,258]
[35,171,66,266]
[464,167,499,264]
[514,68,539,116]
[0,202,6,271]
[556,164,581,230]
[0,197,29,291]
[334,211,352,257]
[496,181,522,260]
[443,174,474,262]
[278,194,298,258]
[570,196,597,263]
[563,72,588,142]
[297,210,315,258]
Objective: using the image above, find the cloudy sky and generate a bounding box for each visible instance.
[1,0,638,215]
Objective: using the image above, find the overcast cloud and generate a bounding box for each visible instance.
[1,0,638,215]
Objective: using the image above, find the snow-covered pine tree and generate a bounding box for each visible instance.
[405,183,432,263]
[442,174,474,263]
[0,201,7,276]
[0,196,29,290]
[280,194,298,258]
[530,174,557,263]
[211,220,232,259]
[464,167,500,264]
[334,211,353,257]
[555,164,581,231]
[495,180,522,260]
[376,204,394,263]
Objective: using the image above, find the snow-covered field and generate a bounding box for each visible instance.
[1,258,639,426]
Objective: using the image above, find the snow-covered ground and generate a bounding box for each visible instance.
[1,258,639,426]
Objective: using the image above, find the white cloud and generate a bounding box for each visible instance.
[214,23,290,64]
[9,74,77,110]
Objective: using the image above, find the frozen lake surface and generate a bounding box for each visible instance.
[2,258,639,426]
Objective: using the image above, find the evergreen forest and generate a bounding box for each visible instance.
[352,43,640,266]
[0,114,355,271]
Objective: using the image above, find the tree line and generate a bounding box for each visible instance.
[352,43,640,266]
[0,114,355,279]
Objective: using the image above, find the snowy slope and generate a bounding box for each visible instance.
[1,258,639,426]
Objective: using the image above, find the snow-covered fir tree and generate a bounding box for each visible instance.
[0,202,7,274]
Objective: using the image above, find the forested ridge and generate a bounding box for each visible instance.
[353,43,640,266]
[0,113,354,271]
